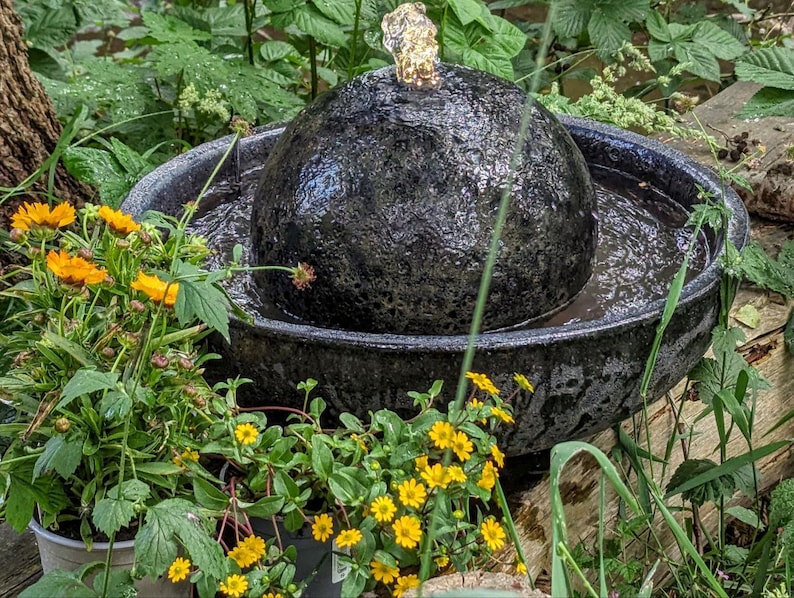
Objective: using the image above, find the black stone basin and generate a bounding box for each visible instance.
[122,117,749,456]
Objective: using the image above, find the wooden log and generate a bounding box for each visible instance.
[500,83,794,589]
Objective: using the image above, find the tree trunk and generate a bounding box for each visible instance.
[0,0,92,229]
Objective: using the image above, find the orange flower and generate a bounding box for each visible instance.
[99,205,141,235]
[46,250,107,285]
[11,201,75,231]
[131,272,179,307]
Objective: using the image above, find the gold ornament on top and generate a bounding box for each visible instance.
[381,3,440,90]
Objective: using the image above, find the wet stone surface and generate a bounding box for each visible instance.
[251,64,597,334]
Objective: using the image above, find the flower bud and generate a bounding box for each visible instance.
[129,300,145,313]
[103,275,114,286]
[193,397,206,408]
[150,353,169,369]
[33,313,46,326]
[453,510,465,520]
[101,347,115,359]
[77,248,93,261]
[183,384,198,397]
[138,231,152,246]
[178,357,194,370]
[116,239,130,250]
[54,417,71,433]
[9,228,26,243]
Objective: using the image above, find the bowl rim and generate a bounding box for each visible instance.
[123,116,749,353]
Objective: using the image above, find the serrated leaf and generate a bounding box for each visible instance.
[726,505,761,529]
[648,39,673,62]
[449,0,493,29]
[287,5,348,47]
[141,12,213,44]
[33,435,83,480]
[692,21,746,61]
[260,40,300,61]
[552,0,592,38]
[18,3,77,49]
[5,468,68,533]
[135,498,225,579]
[604,0,649,25]
[19,569,97,598]
[645,11,670,42]
[675,42,721,82]
[736,47,794,90]
[93,497,135,536]
[312,0,356,25]
[589,8,631,58]
[62,146,130,208]
[738,87,794,118]
[484,15,526,58]
[57,369,119,410]
[174,278,229,343]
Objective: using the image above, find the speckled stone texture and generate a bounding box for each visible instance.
[121,118,749,456]
[251,64,597,334]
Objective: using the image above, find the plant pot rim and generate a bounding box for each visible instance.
[28,517,135,551]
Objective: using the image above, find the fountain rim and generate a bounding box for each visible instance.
[124,116,749,353]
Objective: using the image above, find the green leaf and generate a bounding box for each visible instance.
[141,12,213,43]
[552,0,593,38]
[175,278,230,343]
[675,41,721,82]
[242,495,285,518]
[273,470,300,499]
[588,8,631,58]
[93,497,135,536]
[736,47,794,90]
[19,569,97,598]
[312,0,357,26]
[726,505,761,529]
[33,435,83,480]
[5,468,68,533]
[327,470,365,505]
[136,498,225,579]
[285,5,348,47]
[734,304,760,328]
[738,87,794,118]
[739,241,794,296]
[61,146,130,208]
[42,331,97,367]
[17,3,77,49]
[98,390,132,421]
[57,369,119,410]
[692,21,746,61]
[645,11,670,42]
[260,40,300,61]
[135,462,184,476]
[194,477,230,510]
[311,435,334,480]
[448,0,493,29]
[484,15,526,59]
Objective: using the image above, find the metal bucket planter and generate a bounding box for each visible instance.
[250,517,344,598]
[29,519,191,598]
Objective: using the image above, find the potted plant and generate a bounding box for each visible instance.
[181,373,532,597]
[0,199,240,596]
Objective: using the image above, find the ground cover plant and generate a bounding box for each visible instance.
[1,0,794,597]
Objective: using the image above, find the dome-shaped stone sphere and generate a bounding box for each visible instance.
[251,63,597,334]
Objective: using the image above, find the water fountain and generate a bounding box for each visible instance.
[122,4,748,456]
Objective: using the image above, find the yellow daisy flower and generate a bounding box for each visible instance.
[451,430,473,462]
[392,515,422,549]
[490,406,515,424]
[394,574,420,598]
[477,460,499,491]
[434,555,449,568]
[370,495,397,523]
[465,371,500,395]
[11,201,75,231]
[370,560,400,584]
[513,372,534,393]
[414,455,429,471]
[516,560,528,575]
[480,518,506,551]
[240,535,266,560]
[428,420,456,450]
[397,479,427,509]
[447,464,467,483]
[228,545,256,568]
[131,271,179,307]
[98,205,141,235]
[263,593,283,598]
[336,528,363,548]
[219,574,248,597]
[312,513,334,542]
[47,250,107,286]
[420,463,451,489]
[172,448,199,467]
[234,422,259,445]
[167,557,191,583]
[490,444,506,468]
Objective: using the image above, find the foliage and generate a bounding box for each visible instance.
[182,375,526,597]
[736,48,794,118]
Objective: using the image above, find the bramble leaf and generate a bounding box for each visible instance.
[736,47,794,90]
[33,435,83,480]
[57,369,119,410]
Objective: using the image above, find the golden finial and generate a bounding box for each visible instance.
[381,3,440,90]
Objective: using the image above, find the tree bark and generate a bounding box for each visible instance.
[0,0,92,229]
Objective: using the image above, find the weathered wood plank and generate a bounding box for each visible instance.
[0,524,42,596]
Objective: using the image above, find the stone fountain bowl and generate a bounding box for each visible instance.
[122,116,749,456]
